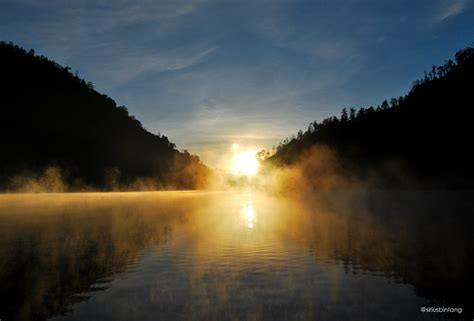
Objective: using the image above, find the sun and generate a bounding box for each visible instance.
[231,147,259,176]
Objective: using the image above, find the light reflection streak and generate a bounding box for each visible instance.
[242,193,256,229]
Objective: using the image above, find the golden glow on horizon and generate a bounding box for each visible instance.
[230,144,259,176]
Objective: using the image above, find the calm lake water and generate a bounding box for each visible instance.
[0,191,472,321]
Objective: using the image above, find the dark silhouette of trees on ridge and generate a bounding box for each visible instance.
[263,44,474,187]
[0,41,209,190]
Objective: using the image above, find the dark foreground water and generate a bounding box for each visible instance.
[0,191,472,321]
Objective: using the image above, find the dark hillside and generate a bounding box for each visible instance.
[265,45,474,188]
[0,41,209,190]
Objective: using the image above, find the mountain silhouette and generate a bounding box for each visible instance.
[0,41,209,190]
[264,44,474,188]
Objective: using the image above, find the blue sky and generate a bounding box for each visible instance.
[1,0,473,167]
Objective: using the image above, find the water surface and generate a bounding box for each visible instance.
[0,191,472,320]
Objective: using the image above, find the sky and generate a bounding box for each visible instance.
[1,0,473,168]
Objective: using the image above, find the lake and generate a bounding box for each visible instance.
[0,190,472,321]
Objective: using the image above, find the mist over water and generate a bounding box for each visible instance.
[0,190,472,321]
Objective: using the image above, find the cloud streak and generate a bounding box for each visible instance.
[89,46,217,85]
[434,0,471,22]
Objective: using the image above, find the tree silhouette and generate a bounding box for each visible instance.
[0,41,209,190]
[264,44,474,188]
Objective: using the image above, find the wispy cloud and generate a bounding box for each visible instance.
[3,0,203,48]
[2,0,215,86]
[434,0,471,23]
[91,46,217,85]
[9,0,203,21]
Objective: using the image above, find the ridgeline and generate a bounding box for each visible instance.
[0,41,209,191]
[264,45,474,188]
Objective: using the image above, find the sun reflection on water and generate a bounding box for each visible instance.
[242,194,256,229]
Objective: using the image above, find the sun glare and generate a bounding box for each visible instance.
[231,145,259,176]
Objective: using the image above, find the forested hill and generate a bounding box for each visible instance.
[0,41,209,190]
[264,45,474,188]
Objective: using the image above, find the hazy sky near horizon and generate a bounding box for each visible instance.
[1,0,473,167]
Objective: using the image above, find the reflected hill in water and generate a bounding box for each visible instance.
[0,192,210,320]
[286,191,474,313]
[0,191,472,321]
